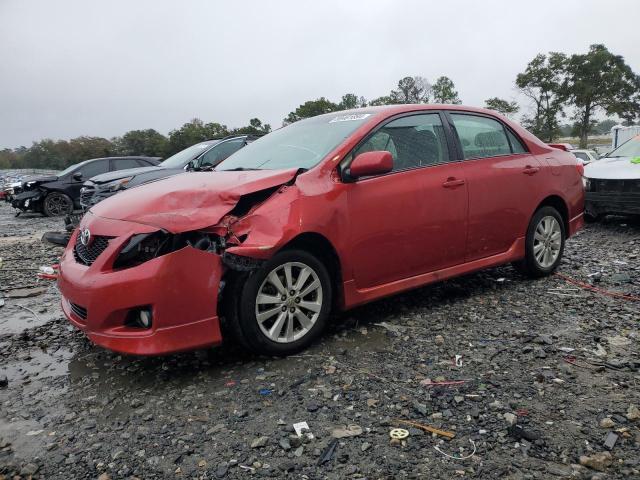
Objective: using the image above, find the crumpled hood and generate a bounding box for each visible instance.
[584,157,640,180]
[90,169,298,232]
[23,175,58,185]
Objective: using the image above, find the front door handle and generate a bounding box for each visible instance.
[442,177,465,188]
[523,165,540,175]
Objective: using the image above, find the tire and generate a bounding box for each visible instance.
[43,192,73,217]
[223,249,332,356]
[515,206,566,278]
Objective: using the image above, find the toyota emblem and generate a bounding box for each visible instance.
[80,228,91,247]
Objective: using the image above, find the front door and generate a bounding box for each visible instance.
[346,113,468,289]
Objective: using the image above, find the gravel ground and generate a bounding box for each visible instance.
[1,201,639,479]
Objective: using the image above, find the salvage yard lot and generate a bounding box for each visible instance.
[0,202,639,479]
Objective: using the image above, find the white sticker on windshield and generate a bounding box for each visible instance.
[329,113,371,123]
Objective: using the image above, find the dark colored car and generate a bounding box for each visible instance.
[58,105,584,357]
[11,156,161,216]
[80,135,259,209]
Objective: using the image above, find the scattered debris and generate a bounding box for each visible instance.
[317,439,338,465]
[250,436,269,448]
[420,379,467,387]
[389,428,409,440]
[626,404,640,421]
[434,439,476,460]
[293,421,311,437]
[331,424,362,438]
[599,417,615,428]
[604,432,618,450]
[579,451,613,471]
[435,335,445,346]
[508,424,540,442]
[394,419,455,439]
[374,322,406,335]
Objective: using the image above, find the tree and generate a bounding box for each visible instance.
[167,119,229,155]
[115,129,168,157]
[283,97,340,124]
[561,44,640,148]
[431,76,461,104]
[338,93,367,110]
[593,119,618,135]
[368,95,394,106]
[516,52,567,141]
[390,76,431,104]
[484,97,520,117]
[230,118,272,135]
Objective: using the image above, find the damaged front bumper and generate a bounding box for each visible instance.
[585,178,640,217]
[58,215,224,355]
[11,190,43,212]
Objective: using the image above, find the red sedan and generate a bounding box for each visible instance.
[58,105,584,356]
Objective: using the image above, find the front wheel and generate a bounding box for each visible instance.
[43,192,73,216]
[224,249,332,356]
[515,206,566,278]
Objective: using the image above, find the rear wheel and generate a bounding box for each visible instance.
[515,206,565,278]
[224,249,332,356]
[43,192,73,217]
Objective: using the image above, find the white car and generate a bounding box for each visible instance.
[570,149,599,165]
[583,137,640,220]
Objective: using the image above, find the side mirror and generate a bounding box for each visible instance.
[72,172,83,181]
[349,151,393,179]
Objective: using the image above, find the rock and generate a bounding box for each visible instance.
[5,286,48,298]
[503,413,517,426]
[489,400,504,410]
[0,375,7,388]
[250,436,269,448]
[599,417,615,428]
[361,442,371,452]
[97,474,111,480]
[626,404,640,421]
[306,401,320,412]
[435,335,444,346]
[413,402,428,415]
[534,334,553,345]
[545,463,572,476]
[331,425,363,438]
[215,464,228,478]
[20,463,39,476]
[278,438,291,451]
[579,451,612,471]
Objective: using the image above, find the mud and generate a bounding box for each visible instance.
[1,202,639,479]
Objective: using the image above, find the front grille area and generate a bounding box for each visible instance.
[69,301,87,320]
[74,234,113,266]
[593,179,640,193]
[80,186,95,208]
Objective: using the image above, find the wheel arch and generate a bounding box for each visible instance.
[534,195,569,234]
[280,232,344,309]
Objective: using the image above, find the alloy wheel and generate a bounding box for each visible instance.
[45,194,71,216]
[254,261,323,343]
[533,215,562,268]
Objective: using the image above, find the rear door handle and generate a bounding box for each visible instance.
[442,177,465,188]
[523,165,540,175]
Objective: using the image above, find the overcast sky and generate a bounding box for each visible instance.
[1,0,639,148]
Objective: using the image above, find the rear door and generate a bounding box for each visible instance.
[346,112,468,289]
[447,112,542,261]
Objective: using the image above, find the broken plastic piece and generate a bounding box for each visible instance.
[454,355,463,367]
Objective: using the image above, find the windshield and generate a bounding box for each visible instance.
[57,161,88,177]
[160,142,216,168]
[216,112,373,171]
[608,136,640,158]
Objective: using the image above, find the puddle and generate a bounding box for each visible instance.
[0,295,60,335]
[1,347,74,382]
[0,418,48,461]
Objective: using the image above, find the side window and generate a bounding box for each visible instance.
[77,160,109,179]
[113,158,143,171]
[199,139,245,168]
[136,158,154,167]
[506,129,528,154]
[450,114,511,159]
[353,113,449,172]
